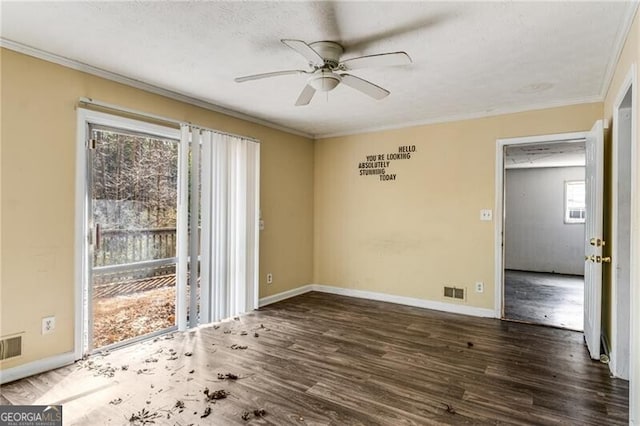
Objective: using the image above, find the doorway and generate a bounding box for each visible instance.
[495,123,605,361]
[502,141,586,331]
[80,111,182,352]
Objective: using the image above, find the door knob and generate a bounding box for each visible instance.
[590,238,606,247]
[601,256,611,263]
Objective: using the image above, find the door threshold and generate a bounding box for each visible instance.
[88,325,178,356]
[501,317,583,333]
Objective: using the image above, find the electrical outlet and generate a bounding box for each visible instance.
[480,209,493,221]
[475,282,484,293]
[42,316,56,334]
[266,273,273,284]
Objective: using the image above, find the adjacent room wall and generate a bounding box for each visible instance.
[314,103,602,311]
[0,48,314,369]
[504,166,585,275]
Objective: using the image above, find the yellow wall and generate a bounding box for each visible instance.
[314,103,602,309]
[0,49,314,369]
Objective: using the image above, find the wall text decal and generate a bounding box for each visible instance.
[358,145,416,182]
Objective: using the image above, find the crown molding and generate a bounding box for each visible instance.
[600,1,640,100]
[316,95,603,139]
[0,38,314,139]
[2,32,620,142]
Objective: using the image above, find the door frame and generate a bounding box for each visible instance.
[611,64,636,379]
[611,65,639,424]
[74,108,182,358]
[494,131,588,319]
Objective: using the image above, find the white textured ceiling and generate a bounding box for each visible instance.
[505,140,586,169]
[0,1,636,138]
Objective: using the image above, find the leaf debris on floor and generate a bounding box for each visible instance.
[217,372,238,380]
[204,388,229,401]
[230,344,248,350]
[128,407,160,425]
[200,406,212,418]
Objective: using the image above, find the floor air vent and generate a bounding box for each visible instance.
[444,286,465,300]
[0,335,22,360]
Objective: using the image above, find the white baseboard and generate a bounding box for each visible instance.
[259,283,496,318]
[258,284,314,307]
[0,351,77,385]
[313,285,496,318]
[1,286,492,385]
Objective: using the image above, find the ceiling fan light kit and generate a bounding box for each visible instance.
[235,39,412,106]
[308,70,341,92]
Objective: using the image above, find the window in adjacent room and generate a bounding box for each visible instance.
[565,180,586,223]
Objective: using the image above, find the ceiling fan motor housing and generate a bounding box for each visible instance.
[307,41,345,92]
[309,41,344,69]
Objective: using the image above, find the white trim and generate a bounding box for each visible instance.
[610,64,636,382]
[317,97,602,140]
[259,284,496,318]
[494,131,588,318]
[79,97,260,144]
[599,1,640,99]
[0,352,76,385]
[74,110,88,360]
[75,109,182,354]
[258,285,315,307]
[313,285,496,318]
[0,37,612,142]
[0,38,312,139]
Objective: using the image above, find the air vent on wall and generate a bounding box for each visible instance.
[444,286,465,300]
[0,335,23,360]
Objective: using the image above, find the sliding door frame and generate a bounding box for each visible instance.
[75,108,183,358]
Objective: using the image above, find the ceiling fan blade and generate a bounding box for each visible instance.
[340,74,389,100]
[295,84,316,106]
[281,39,325,66]
[235,70,306,83]
[340,52,412,71]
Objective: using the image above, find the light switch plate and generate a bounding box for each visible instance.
[480,209,493,221]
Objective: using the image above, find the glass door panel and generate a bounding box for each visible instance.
[89,125,179,350]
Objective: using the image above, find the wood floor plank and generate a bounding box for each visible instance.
[0,291,628,425]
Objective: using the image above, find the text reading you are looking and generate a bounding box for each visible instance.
[358,145,416,181]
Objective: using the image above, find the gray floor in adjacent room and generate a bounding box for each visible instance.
[504,269,584,331]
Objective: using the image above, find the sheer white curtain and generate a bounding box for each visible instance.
[177,126,260,330]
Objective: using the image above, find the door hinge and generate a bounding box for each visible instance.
[87,139,97,149]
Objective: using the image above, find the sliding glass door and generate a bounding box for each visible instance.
[88,124,179,350]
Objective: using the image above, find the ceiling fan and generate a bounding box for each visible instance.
[235,39,412,106]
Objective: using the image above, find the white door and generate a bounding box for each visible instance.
[584,120,604,360]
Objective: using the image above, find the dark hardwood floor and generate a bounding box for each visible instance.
[0,292,628,425]
[504,270,584,331]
